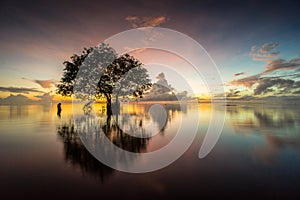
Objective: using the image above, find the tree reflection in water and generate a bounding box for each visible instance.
[102,115,150,153]
[57,120,114,182]
[57,113,158,180]
[57,103,186,178]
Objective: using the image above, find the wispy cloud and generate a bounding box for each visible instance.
[226,89,241,98]
[34,92,54,102]
[22,78,56,89]
[293,90,300,94]
[233,72,245,76]
[230,74,260,88]
[125,16,167,28]
[260,43,279,53]
[263,58,300,74]
[249,42,280,61]
[0,86,41,94]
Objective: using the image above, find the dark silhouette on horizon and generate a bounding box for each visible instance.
[57,103,62,117]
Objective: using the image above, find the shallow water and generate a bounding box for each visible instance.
[0,103,300,199]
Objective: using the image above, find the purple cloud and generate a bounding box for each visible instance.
[0,86,41,94]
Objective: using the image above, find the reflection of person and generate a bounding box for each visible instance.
[57,103,62,117]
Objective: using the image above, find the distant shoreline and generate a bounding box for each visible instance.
[0,99,298,106]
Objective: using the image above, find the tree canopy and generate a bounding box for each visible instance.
[56,43,152,114]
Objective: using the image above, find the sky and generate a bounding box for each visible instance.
[0,0,300,102]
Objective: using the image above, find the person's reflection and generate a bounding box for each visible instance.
[57,103,62,117]
[57,121,114,182]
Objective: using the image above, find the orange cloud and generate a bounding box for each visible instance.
[22,78,56,89]
[263,58,300,74]
[249,42,279,61]
[233,72,245,76]
[125,16,167,28]
[229,74,260,88]
[0,86,42,94]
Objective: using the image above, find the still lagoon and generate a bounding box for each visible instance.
[0,103,300,199]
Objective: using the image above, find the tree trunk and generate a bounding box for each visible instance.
[106,97,112,115]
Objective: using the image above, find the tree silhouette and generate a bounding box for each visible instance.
[56,43,152,115]
[56,47,93,97]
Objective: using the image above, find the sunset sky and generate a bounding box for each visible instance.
[0,0,300,102]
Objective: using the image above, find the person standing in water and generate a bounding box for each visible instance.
[57,103,62,117]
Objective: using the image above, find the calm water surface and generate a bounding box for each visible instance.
[0,103,300,199]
